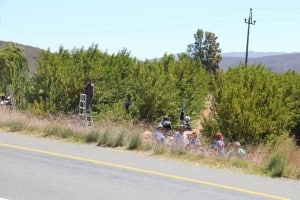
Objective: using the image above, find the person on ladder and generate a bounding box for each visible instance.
[85,79,94,112]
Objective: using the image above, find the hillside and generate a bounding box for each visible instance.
[220,53,300,73]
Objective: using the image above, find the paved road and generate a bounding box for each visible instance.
[0,132,299,200]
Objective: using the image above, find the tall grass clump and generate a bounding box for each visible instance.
[85,131,100,143]
[97,131,113,147]
[127,133,142,150]
[170,147,187,156]
[152,143,166,155]
[266,154,287,177]
[7,121,27,132]
[43,126,61,137]
[112,132,125,147]
[59,128,74,138]
[42,126,74,139]
[264,132,298,177]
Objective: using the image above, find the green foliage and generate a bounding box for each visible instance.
[233,160,249,169]
[97,131,113,147]
[85,131,100,143]
[0,43,30,109]
[127,133,142,150]
[28,45,210,124]
[201,117,220,138]
[59,128,74,138]
[214,65,300,144]
[113,132,125,147]
[187,29,222,75]
[7,121,27,132]
[266,154,287,177]
[153,144,166,155]
[42,126,74,138]
[132,54,210,124]
[264,132,299,178]
[170,146,187,156]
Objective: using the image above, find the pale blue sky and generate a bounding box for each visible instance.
[0,0,299,59]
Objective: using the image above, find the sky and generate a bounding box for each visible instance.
[0,0,299,60]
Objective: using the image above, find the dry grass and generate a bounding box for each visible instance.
[0,107,145,139]
[0,107,299,179]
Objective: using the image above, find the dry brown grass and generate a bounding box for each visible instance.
[1,107,299,179]
[0,107,146,136]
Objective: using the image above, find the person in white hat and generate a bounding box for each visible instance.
[153,124,166,143]
[234,142,246,156]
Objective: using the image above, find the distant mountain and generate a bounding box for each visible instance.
[222,51,288,58]
[220,52,300,73]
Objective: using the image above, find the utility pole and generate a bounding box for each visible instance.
[244,8,256,67]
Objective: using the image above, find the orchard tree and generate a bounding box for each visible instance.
[187,29,222,75]
[0,43,29,109]
[214,65,297,144]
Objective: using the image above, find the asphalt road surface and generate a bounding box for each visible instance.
[0,132,299,200]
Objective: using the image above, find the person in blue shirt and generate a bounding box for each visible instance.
[212,131,225,154]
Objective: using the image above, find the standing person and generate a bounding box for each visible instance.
[125,94,132,113]
[85,79,94,111]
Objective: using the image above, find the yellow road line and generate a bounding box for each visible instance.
[0,142,289,200]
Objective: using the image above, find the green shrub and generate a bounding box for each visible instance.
[97,131,113,147]
[266,154,287,177]
[153,144,166,155]
[42,126,74,139]
[8,121,27,132]
[141,142,152,151]
[233,159,249,169]
[127,133,142,150]
[201,117,219,139]
[170,147,187,156]
[26,125,38,133]
[112,132,125,147]
[73,132,86,142]
[59,128,74,138]
[85,131,100,143]
[43,126,60,137]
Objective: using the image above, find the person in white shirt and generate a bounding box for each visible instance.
[174,125,185,147]
[187,132,201,148]
[153,124,166,143]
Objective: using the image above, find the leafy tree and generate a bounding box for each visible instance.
[0,43,29,109]
[187,29,222,75]
[132,53,211,124]
[29,45,211,125]
[280,71,300,142]
[214,65,296,144]
[94,48,137,118]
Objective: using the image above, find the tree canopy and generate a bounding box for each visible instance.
[27,46,211,125]
[213,65,300,144]
[0,43,29,109]
[187,29,222,75]
[2,34,300,145]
